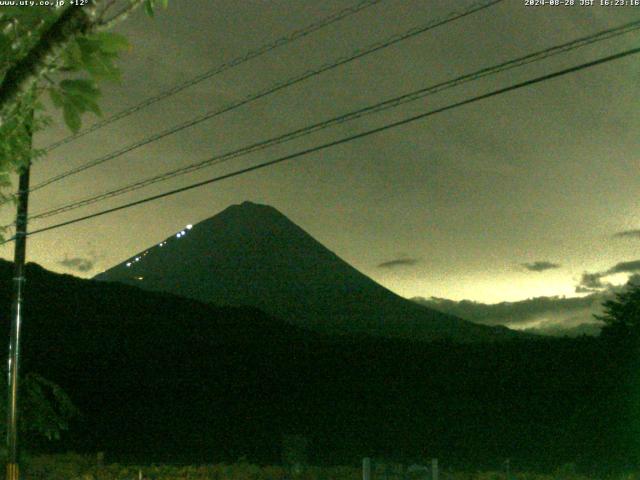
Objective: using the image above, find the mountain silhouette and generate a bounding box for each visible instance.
[95,201,520,342]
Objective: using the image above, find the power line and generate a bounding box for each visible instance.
[28,0,503,193]
[32,0,502,190]
[25,18,640,223]
[41,0,386,153]
[3,45,636,245]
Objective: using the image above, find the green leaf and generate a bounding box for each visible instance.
[76,36,101,64]
[54,78,103,128]
[84,56,121,82]
[61,40,83,71]
[79,96,102,117]
[0,32,11,60]
[0,173,12,188]
[62,103,81,133]
[60,78,99,99]
[76,36,122,82]
[49,88,64,108]
[144,0,155,17]
[87,32,130,54]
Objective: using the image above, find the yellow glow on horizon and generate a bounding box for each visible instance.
[377,272,584,304]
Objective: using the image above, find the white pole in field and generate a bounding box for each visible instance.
[363,457,372,480]
[431,458,438,480]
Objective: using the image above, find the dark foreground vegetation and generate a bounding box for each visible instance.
[0,260,638,475]
[19,454,640,480]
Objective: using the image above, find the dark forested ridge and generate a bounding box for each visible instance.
[0,259,638,473]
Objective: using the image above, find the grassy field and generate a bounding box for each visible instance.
[20,454,640,480]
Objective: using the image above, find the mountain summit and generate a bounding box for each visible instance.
[95,201,520,341]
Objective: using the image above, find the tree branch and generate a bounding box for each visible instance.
[97,0,118,23]
[0,1,100,122]
[97,0,146,31]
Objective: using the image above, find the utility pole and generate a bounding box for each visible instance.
[6,114,32,480]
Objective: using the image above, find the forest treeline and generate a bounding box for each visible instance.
[0,260,637,475]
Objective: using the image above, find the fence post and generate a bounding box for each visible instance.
[431,459,438,480]
[363,457,372,480]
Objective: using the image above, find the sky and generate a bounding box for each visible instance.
[1,0,639,333]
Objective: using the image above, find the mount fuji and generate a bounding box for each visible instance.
[95,201,521,342]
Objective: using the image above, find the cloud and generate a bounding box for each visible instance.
[606,260,640,275]
[613,229,640,239]
[377,257,420,269]
[521,261,560,272]
[412,292,608,337]
[574,259,640,293]
[574,272,612,294]
[578,272,605,289]
[58,255,96,273]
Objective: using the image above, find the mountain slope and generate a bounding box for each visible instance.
[95,201,520,342]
